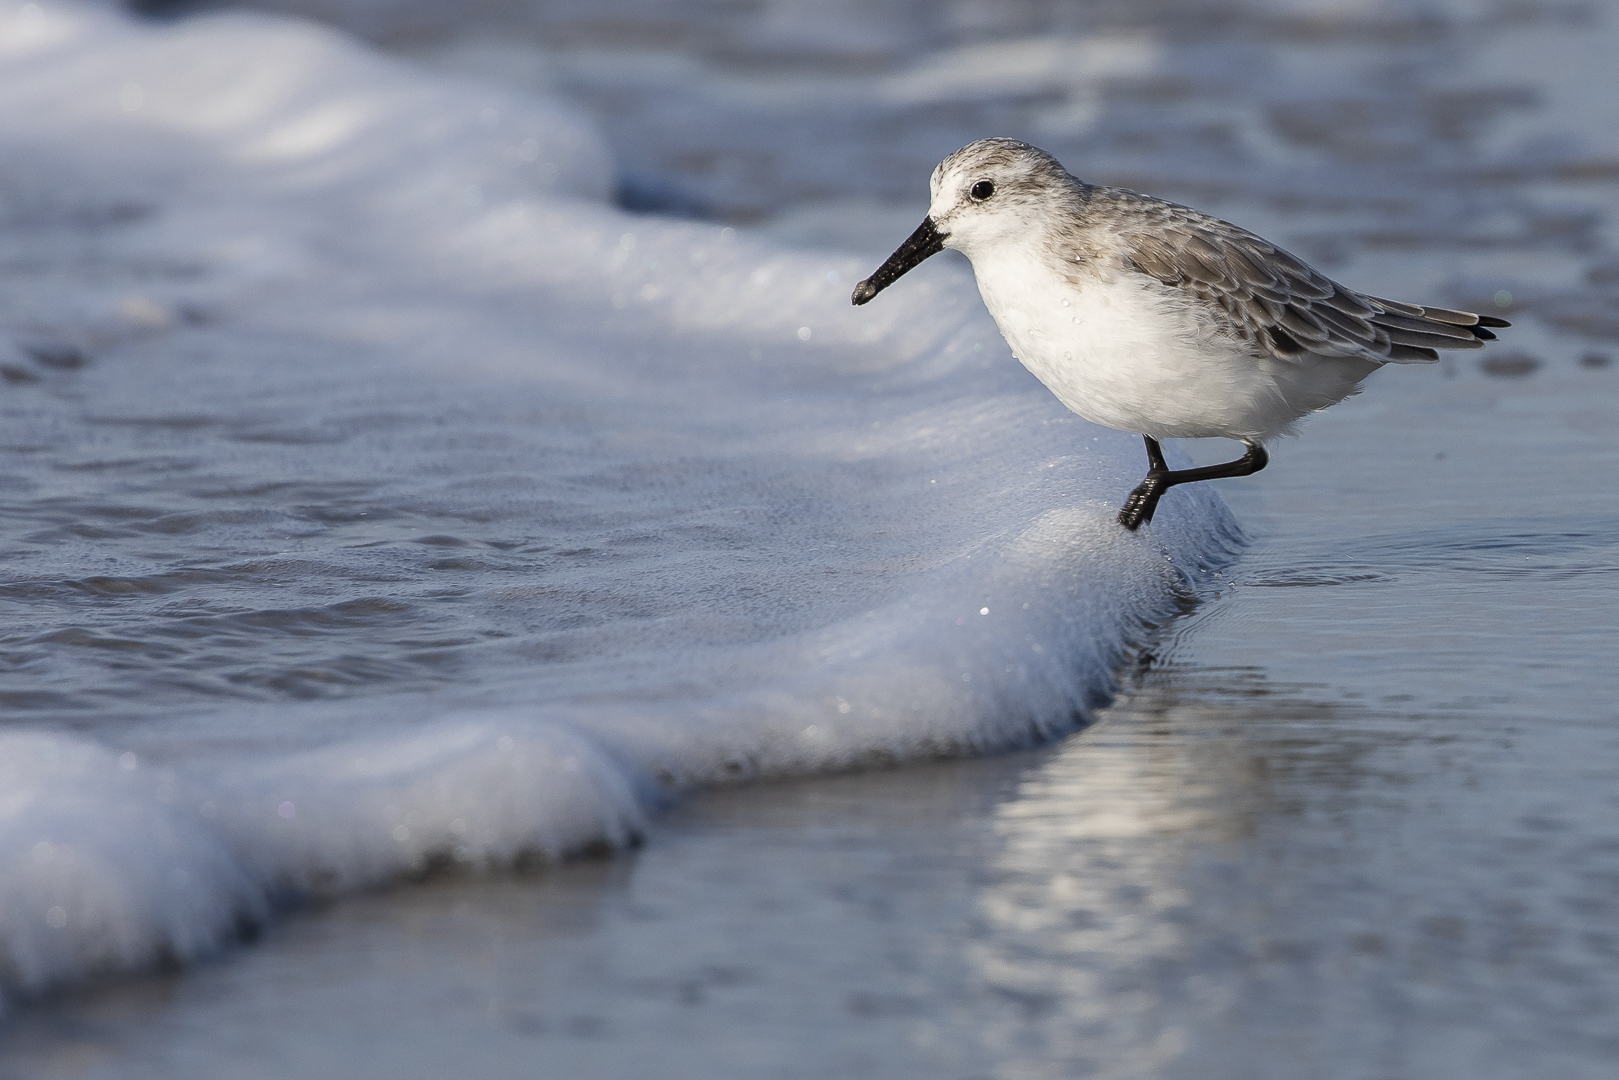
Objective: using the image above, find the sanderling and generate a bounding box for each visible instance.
[852,138,1509,530]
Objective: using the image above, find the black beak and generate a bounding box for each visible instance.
[850,217,946,305]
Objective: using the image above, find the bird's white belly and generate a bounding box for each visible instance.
[969,251,1335,441]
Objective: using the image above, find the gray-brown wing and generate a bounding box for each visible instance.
[1116,199,1508,364]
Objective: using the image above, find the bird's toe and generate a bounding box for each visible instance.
[1118,474,1165,530]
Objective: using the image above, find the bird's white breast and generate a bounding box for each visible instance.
[965,243,1334,441]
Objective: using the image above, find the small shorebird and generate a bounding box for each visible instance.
[852,139,1509,530]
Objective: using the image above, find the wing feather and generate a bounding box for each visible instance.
[1111,195,1509,364]
[1373,313,1485,343]
[1388,343,1441,362]
[1276,306,1331,343]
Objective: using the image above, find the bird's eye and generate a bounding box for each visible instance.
[970,180,995,202]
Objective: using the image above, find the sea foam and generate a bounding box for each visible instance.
[0,0,1238,1005]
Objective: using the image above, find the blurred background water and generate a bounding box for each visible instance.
[3,0,1618,1076]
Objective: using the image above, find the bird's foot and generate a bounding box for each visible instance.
[1118,473,1167,531]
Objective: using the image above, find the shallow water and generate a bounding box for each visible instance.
[6,356,1614,1079]
[4,0,1619,1075]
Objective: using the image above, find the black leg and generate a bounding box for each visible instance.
[1118,436,1268,530]
[1143,434,1168,473]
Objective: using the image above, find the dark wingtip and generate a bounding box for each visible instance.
[851,280,878,306]
[1477,315,1511,328]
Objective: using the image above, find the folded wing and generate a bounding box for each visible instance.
[1115,196,1508,364]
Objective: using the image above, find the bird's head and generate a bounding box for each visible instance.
[852,139,1081,305]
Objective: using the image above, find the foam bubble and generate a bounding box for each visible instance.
[0,732,264,1010]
